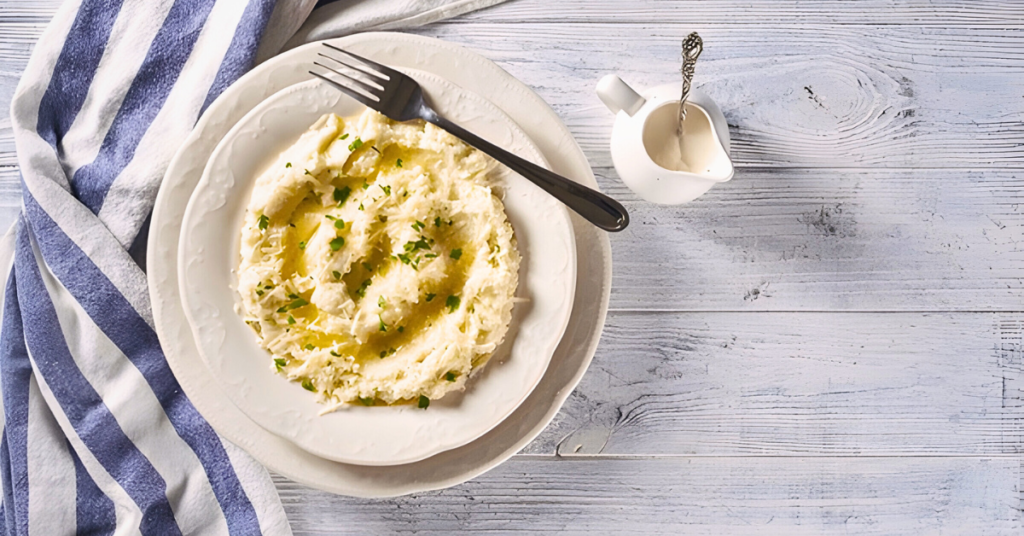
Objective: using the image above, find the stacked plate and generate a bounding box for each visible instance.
[148,32,612,497]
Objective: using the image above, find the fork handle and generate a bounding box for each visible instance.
[425,114,629,232]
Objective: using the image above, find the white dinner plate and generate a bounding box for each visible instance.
[149,32,612,497]
[178,73,576,465]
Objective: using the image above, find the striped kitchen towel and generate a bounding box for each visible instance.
[0,0,504,534]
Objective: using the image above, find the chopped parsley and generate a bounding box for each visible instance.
[334,185,352,205]
[378,215,388,223]
[304,169,313,176]
[424,253,437,259]
[332,270,341,280]
[445,295,461,313]
[362,180,370,190]
[356,279,372,298]
[298,241,306,250]
[359,396,374,406]
[304,344,315,351]
[450,248,462,260]
[378,348,396,359]
[396,158,403,167]
[425,293,436,302]
[397,326,404,333]
[330,237,345,251]
[434,216,442,227]
[378,295,387,308]
[418,395,430,409]
[330,350,341,357]
[257,214,269,230]
[334,218,345,229]
[380,184,391,195]
[411,220,425,232]
[287,315,296,325]
[378,316,388,332]
[358,203,364,211]
[340,133,349,140]
[255,289,264,296]
[361,262,373,272]
[274,358,286,371]
[370,146,381,154]
[445,372,457,382]
[348,138,363,151]
[285,162,292,168]
[301,379,316,392]
[404,238,430,253]
[276,297,309,313]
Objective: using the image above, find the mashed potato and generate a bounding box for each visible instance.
[237,110,520,410]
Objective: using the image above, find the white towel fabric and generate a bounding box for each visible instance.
[281,0,507,55]
[0,0,503,534]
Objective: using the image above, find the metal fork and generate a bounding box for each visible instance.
[310,43,629,232]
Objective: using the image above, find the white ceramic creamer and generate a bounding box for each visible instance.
[597,75,734,204]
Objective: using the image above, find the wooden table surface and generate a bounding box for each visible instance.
[3,0,1024,534]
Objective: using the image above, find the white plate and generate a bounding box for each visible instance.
[149,32,612,496]
[178,73,576,466]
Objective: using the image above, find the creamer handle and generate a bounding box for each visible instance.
[597,75,646,117]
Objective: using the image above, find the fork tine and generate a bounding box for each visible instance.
[312,61,382,99]
[317,52,388,82]
[309,71,381,109]
[315,57,384,98]
[322,43,401,79]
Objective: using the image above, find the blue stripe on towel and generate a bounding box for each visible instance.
[22,194,262,536]
[13,224,181,536]
[71,0,219,214]
[0,271,31,536]
[36,0,125,150]
[70,440,116,536]
[200,0,278,114]
[0,434,14,536]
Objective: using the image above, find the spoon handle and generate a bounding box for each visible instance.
[679,32,704,129]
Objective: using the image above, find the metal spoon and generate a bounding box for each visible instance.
[678,32,703,149]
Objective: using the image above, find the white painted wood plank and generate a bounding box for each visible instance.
[274,456,1022,535]
[525,311,1024,456]
[9,0,1024,26]
[1,15,1023,170]
[463,0,1024,25]
[601,168,1024,311]
[0,0,62,15]
[412,23,1024,169]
